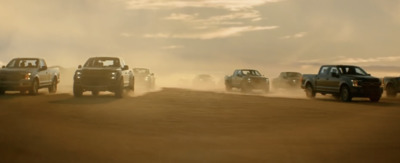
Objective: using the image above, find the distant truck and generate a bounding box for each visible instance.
[132,68,155,90]
[192,74,216,89]
[73,57,134,98]
[301,65,382,102]
[225,69,269,93]
[272,72,302,89]
[0,58,60,95]
[383,76,400,97]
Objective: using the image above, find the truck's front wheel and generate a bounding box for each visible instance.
[305,84,315,98]
[340,85,352,102]
[115,79,124,98]
[73,83,83,97]
[370,94,381,102]
[386,84,397,97]
[0,89,5,95]
[29,79,39,95]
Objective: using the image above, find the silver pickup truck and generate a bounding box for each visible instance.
[0,58,60,95]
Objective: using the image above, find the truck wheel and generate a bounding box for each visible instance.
[29,79,39,95]
[370,94,381,102]
[340,86,352,102]
[386,84,397,97]
[129,77,135,91]
[264,85,270,93]
[115,79,124,98]
[225,84,232,91]
[48,78,57,93]
[92,91,99,96]
[240,83,251,93]
[73,84,83,97]
[0,89,5,95]
[305,84,315,98]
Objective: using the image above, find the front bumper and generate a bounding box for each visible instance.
[350,86,383,97]
[0,80,32,90]
[74,80,119,92]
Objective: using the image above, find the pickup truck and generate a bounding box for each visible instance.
[272,72,302,89]
[133,68,155,90]
[225,69,269,93]
[301,65,382,102]
[383,76,400,97]
[73,57,134,98]
[0,58,60,95]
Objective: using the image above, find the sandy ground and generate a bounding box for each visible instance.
[1,87,400,163]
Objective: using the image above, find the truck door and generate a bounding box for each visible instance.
[232,70,243,86]
[39,59,51,86]
[326,67,341,93]
[315,66,330,92]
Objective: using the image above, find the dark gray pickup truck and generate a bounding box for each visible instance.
[73,57,134,98]
[383,76,400,97]
[0,58,60,95]
[225,69,269,93]
[301,65,382,102]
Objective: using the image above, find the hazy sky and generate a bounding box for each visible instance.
[1,0,400,77]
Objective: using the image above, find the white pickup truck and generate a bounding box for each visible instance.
[0,58,60,95]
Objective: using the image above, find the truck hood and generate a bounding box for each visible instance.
[0,68,33,74]
[343,75,380,82]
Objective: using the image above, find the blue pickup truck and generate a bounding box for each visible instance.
[383,76,400,97]
[301,65,382,102]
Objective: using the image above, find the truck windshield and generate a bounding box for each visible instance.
[6,59,39,68]
[242,70,262,76]
[84,58,120,68]
[338,66,368,76]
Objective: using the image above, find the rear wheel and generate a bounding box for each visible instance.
[48,78,57,93]
[386,84,397,97]
[73,83,83,97]
[305,84,315,98]
[29,79,39,95]
[340,85,352,102]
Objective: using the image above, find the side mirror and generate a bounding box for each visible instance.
[332,72,339,78]
[367,74,371,76]
[40,66,48,71]
[78,65,82,69]
[1,66,5,68]
[123,65,129,70]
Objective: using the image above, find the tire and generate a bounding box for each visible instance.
[115,79,124,98]
[225,84,232,91]
[129,77,135,91]
[370,94,381,102]
[0,89,5,95]
[240,82,251,93]
[264,85,270,93]
[305,84,316,98]
[92,91,99,96]
[386,84,397,98]
[29,79,39,95]
[340,85,352,102]
[48,78,57,94]
[20,90,27,95]
[73,83,83,97]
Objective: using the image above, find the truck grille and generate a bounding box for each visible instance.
[0,73,24,81]
[80,70,112,86]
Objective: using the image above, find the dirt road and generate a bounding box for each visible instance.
[1,88,400,163]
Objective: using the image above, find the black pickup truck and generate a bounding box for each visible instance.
[225,69,269,93]
[73,57,134,98]
[0,58,60,95]
[383,76,400,97]
[301,65,382,102]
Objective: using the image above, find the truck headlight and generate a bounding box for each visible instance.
[24,73,31,80]
[111,72,117,80]
[76,71,82,79]
[351,80,361,87]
